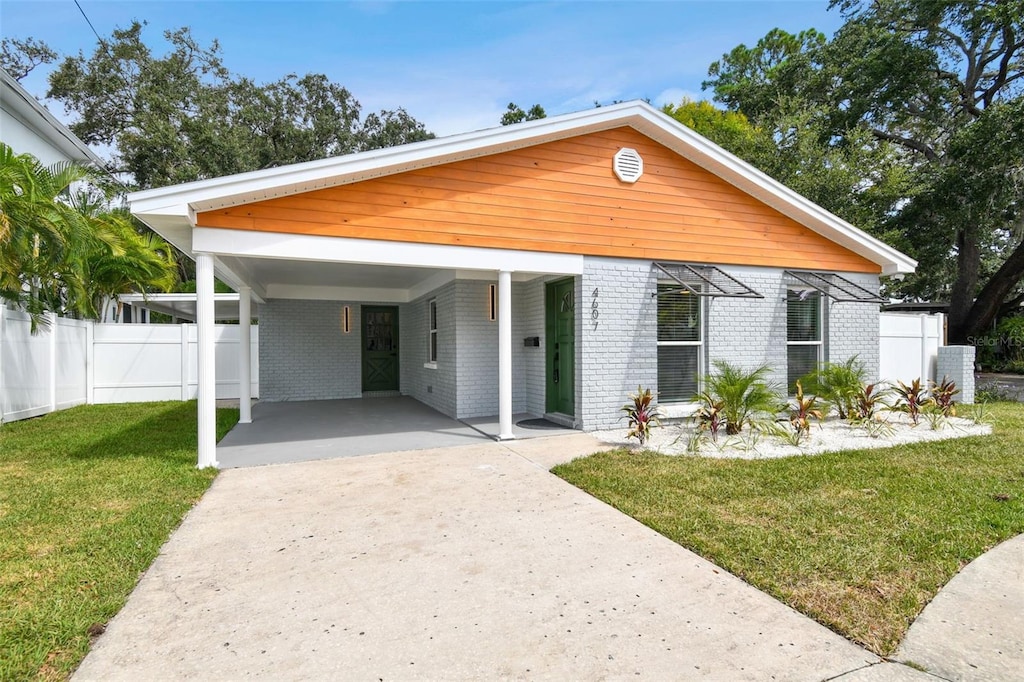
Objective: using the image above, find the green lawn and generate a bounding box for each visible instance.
[554,403,1024,656]
[0,402,238,681]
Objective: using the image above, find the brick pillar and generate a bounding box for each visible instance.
[937,345,975,404]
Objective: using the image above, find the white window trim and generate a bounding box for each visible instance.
[425,298,438,368]
[786,289,825,391]
[656,282,704,405]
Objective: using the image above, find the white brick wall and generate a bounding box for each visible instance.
[259,299,362,401]
[454,279,500,418]
[706,266,789,392]
[257,264,882,424]
[827,272,881,382]
[579,258,658,430]
[402,282,457,417]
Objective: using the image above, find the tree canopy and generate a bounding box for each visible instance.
[704,0,1024,343]
[500,102,546,125]
[2,22,435,304]
[29,22,434,190]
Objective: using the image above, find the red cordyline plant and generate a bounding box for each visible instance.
[621,385,661,446]
[928,377,959,417]
[694,390,726,442]
[894,378,927,425]
[790,380,824,438]
[855,382,891,420]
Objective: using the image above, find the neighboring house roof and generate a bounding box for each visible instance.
[131,100,916,275]
[0,68,106,168]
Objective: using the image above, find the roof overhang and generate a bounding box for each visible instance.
[129,100,917,277]
[0,68,107,168]
[118,293,246,322]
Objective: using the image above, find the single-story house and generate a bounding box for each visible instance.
[129,101,916,468]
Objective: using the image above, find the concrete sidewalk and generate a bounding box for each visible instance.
[896,533,1024,680]
[75,434,937,680]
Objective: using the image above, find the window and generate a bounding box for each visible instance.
[427,299,438,365]
[787,289,822,393]
[657,283,702,402]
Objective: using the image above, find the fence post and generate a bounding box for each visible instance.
[86,319,95,404]
[48,312,58,413]
[920,314,930,382]
[180,323,190,401]
[0,304,5,422]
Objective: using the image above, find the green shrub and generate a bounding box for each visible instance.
[996,316,1024,364]
[701,362,782,435]
[800,357,866,419]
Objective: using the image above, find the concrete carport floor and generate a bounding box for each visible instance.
[216,396,575,468]
[73,434,930,681]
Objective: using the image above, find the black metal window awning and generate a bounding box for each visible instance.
[783,270,886,304]
[653,262,764,299]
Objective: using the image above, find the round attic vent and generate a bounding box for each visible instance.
[613,147,643,183]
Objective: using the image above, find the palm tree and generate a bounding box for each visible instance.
[72,192,177,320]
[1,143,177,329]
[0,143,98,328]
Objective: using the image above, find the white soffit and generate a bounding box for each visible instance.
[130,100,916,275]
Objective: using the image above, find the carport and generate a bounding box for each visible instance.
[216,396,574,468]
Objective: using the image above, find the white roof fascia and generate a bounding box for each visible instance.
[129,100,916,275]
[0,68,107,168]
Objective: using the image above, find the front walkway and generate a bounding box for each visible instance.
[73,434,931,681]
[216,396,574,468]
[897,533,1024,680]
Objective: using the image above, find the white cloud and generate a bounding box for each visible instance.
[653,88,706,108]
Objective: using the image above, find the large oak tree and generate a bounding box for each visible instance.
[704,0,1024,344]
[35,22,434,190]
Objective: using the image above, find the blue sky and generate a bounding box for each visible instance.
[1,1,844,136]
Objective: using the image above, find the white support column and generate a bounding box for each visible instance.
[497,269,515,440]
[238,286,252,424]
[196,253,218,468]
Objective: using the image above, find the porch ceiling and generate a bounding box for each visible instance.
[245,257,441,290]
[216,255,548,304]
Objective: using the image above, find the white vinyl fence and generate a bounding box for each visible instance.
[1,305,258,424]
[879,312,944,386]
[2,304,944,424]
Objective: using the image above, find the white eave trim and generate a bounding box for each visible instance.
[0,68,107,169]
[129,100,916,275]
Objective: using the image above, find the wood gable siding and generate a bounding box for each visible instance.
[197,127,880,273]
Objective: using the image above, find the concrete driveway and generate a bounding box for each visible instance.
[74,434,926,681]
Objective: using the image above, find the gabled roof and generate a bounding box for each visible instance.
[130,100,916,275]
[0,68,106,168]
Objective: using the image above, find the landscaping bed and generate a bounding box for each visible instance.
[554,402,1024,656]
[595,410,991,458]
[0,402,238,681]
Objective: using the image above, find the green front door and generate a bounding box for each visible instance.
[361,306,399,392]
[546,278,575,416]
